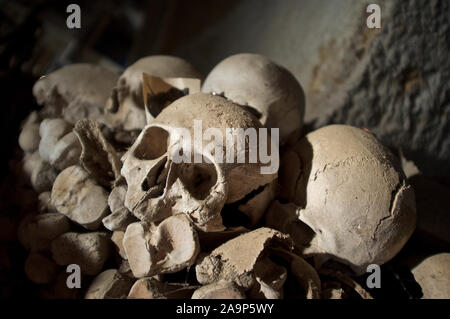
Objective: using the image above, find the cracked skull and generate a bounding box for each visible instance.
[202,53,305,145]
[121,93,277,232]
[102,55,202,132]
[268,125,416,275]
[32,64,119,124]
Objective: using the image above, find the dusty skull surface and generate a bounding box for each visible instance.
[102,55,202,132]
[121,92,277,231]
[269,125,416,275]
[33,64,119,124]
[202,53,305,145]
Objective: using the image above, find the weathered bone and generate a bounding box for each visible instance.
[51,232,111,276]
[196,228,293,290]
[51,165,109,230]
[39,118,72,162]
[192,281,246,299]
[33,64,119,124]
[128,277,197,299]
[18,213,71,252]
[111,231,127,260]
[102,185,137,231]
[85,269,135,299]
[123,214,199,278]
[74,119,122,187]
[49,132,81,171]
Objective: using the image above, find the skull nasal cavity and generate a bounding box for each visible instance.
[133,127,169,160]
[178,162,218,200]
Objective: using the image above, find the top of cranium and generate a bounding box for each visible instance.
[118,55,203,92]
[202,53,305,144]
[155,92,261,134]
[33,63,119,123]
[276,125,416,274]
[102,56,203,131]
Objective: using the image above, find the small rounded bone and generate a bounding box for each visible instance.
[38,191,58,213]
[49,132,81,171]
[25,253,59,284]
[85,269,135,299]
[196,227,293,290]
[102,209,137,232]
[18,213,71,252]
[412,253,450,299]
[51,165,109,230]
[322,286,347,299]
[102,185,137,231]
[19,123,40,153]
[51,232,111,276]
[27,153,58,193]
[123,214,199,278]
[128,277,197,299]
[108,185,128,213]
[111,231,127,260]
[39,119,72,162]
[23,151,41,179]
[192,281,246,299]
[19,111,41,152]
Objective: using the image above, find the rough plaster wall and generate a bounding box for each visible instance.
[309,0,449,177]
[171,0,449,177]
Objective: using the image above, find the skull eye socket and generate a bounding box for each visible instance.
[177,161,218,201]
[133,127,169,160]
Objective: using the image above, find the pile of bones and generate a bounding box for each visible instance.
[15,54,419,299]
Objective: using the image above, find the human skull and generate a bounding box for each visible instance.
[267,125,416,275]
[33,64,119,124]
[121,93,277,232]
[202,53,305,145]
[102,55,202,132]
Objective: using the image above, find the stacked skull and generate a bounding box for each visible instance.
[11,53,429,300]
